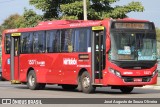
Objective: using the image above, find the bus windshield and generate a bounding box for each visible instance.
[110,31,157,61]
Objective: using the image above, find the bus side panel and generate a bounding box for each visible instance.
[19,54,63,83]
[60,53,91,85]
[2,55,11,81]
[59,53,77,84]
[19,53,92,85]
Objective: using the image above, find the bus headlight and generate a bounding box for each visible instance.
[109,68,121,78]
[152,70,158,77]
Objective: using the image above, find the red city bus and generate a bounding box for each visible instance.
[1,18,158,93]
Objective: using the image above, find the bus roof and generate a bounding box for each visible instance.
[115,18,150,22]
[3,18,151,34]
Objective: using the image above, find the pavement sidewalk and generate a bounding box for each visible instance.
[142,77,160,90]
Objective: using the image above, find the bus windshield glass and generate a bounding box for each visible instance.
[110,32,156,61]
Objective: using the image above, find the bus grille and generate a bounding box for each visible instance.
[122,76,151,82]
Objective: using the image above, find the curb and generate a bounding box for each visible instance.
[141,85,160,90]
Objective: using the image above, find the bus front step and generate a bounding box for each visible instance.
[11,80,21,84]
[92,84,103,86]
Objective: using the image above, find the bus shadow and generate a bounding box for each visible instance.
[14,85,160,95]
[95,87,160,95]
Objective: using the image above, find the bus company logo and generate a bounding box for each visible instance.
[144,70,151,75]
[28,60,45,66]
[123,72,133,75]
[63,58,77,65]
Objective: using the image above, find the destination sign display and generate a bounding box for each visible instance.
[112,22,153,30]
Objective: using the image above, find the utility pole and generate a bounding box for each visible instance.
[83,0,87,20]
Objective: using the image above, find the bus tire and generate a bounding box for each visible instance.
[27,70,40,90]
[120,87,134,94]
[81,71,95,93]
[61,85,77,90]
[0,77,6,81]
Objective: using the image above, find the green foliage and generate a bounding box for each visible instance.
[1,14,21,29]
[0,25,4,35]
[29,0,71,20]
[0,9,42,32]
[29,0,144,20]
[105,1,144,19]
[61,0,144,19]
[0,0,145,36]
[156,28,160,58]
[17,9,42,28]
[156,28,160,42]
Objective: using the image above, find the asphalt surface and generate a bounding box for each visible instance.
[0,81,160,98]
[0,81,160,107]
[0,64,160,107]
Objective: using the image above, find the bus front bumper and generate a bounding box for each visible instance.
[103,72,158,87]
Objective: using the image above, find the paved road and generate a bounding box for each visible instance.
[0,81,160,98]
[0,81,160,107]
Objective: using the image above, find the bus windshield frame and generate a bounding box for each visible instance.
[110,22,157,63]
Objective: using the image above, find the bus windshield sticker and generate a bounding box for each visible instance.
[7,58,10,65]
[138,56,156,60]
[138,51,157,60]
[88,47,91,52]
[118,50,131,55]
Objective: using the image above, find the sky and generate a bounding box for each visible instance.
[0,0,160,27]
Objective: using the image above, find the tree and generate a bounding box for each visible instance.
[16,9,42,28]
[156,28,160,42]
[1,14,21,29]
[156,28,160,58]
[29,0,144,20]
[0,25,4,35]
[29,0,70,20]
[0,9,42,31]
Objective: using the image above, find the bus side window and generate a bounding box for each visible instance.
[61,29,73,53]
[46,30,61,53]
[46,31,52,53]
[21,32,33,53]
[74,28,90,52]
[61,30,67,52]
[54,30,60,52]
[33,31,46,53]
[67,29,73,53]
[5,34,11,54]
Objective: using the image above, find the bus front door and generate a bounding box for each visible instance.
[10,33,21,84]
[92,26,105,84]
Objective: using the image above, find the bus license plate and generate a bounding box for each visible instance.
[134,78,142,82]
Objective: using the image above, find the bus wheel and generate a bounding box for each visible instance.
[81,72,95,93]
[120,87,134,94]
[61,85,77,90]
[27,70,40,90]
